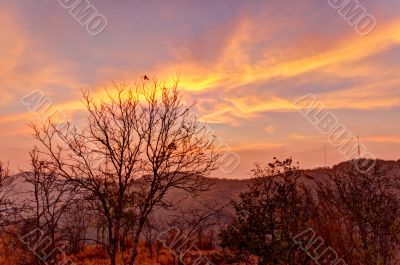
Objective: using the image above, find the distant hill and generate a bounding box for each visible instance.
[8,159,400,242]
[167,159,400,207]
[10,159,400,212]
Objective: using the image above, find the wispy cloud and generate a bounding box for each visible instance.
[1,0,400,177]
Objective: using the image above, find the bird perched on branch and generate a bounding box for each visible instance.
[168,142,176,150]
[142,75,149,80]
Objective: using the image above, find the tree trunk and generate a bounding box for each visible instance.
[110,247,117,265]
[149,245,153,258]
[128,233,140,265]
[109,220,121,265]
[128,221,145,265]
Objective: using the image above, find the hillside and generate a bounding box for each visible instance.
[12,159,400,208]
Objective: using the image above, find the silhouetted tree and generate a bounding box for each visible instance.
[0,161,14,229]
[220,158,312,265]
[142,214,162,258]
[167,201,227,265]
[315,160,400,265]
[32,80,220,265]
[21,148,77,264]
[62,198,92,254]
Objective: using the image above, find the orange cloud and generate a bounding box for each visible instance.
[148,18,400,91]
[363,135,400,144]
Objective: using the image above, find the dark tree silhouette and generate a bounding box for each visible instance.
[315,160,400,265]
[220,158,312,265]
[21,148,77,265]
[32,80,220,265]
[0,161,15,229]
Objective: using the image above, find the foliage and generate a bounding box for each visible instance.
[220,158,312,265]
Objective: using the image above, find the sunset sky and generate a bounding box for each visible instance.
[1,0,400,179]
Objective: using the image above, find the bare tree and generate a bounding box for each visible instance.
[0,161,34,265]
[142,214,162,259]
[175,201,228,250]
[62,198,92,254]
[0,161,15,229]
[158,201,228,265]
[32,81,220,265]
[315,160,400,265]
[21,148,77,265]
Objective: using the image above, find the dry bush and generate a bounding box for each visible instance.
[0,231,34,265]
[68,243,175,265]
